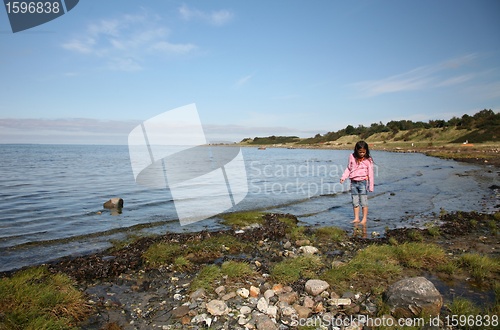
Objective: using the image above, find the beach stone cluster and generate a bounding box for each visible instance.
[65,213,450,329]
[85,254,443,330]
[155,277,441,330]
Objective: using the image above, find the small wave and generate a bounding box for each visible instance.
[4,219,178,251]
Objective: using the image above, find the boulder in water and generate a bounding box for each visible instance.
[103,198,123,209]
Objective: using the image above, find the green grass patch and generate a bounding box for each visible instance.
[276,214,299,228]
[394,242,447,269]
[187,234,249,259]
[0,266,90,330]
[487,220,498,235]
[407,229,424,242]
[143,234,250,267]
[189,265,221,293]
[449,297,481,315]
[172,256,194,272]
[315,226,347,243]
[143,242,183,267]
[219,211,265,228]
[322,242,447,292]
[436,261,458,275]
[271,255,324,284]
[189,261,255,293]
[425,225,440,237]
[221,260,255,278]
[494,212,500,222]
[457,253,500,281]
[288,226,312,242]
[448,295,500,330]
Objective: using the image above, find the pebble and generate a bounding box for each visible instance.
[299,245,319,254]
[206,299,229,316]
[305,279,330,296]
[237,287,250,298]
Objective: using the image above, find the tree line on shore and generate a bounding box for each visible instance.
[242,109,499,145]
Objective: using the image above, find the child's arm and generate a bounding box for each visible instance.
[368,159,374,192]
[340,154,353,183]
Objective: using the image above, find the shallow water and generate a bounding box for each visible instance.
[0,144,496,272]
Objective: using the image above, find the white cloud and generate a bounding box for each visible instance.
[179,4,234,26]
[235,74,254,88]
[149,41,197,54]
[351,54,479,97]
[435,74,475,87]
[61,12,198,71]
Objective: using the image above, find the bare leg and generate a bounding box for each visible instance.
[351,206,360,223]
[360,207,368,224]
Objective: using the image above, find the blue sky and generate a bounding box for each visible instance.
[1,0,499,144]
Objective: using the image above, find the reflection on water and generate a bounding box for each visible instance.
[352,223,368,239]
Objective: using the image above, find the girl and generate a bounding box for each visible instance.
[340,141,374,224]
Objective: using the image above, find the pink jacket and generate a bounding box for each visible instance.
[341,153,374,192]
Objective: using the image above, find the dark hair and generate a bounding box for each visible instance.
[353,140,372,161]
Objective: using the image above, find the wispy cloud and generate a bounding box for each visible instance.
[351,54,479,97]
[61,12,197,71]
[235,74,254,88]
[435,74,475,87]
[179,4,234,26]
[0,118,140,144]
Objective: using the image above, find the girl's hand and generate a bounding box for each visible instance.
[340,179,344,183]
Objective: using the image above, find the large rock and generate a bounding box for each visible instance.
[384,277,443,318]
[103,197,123,209]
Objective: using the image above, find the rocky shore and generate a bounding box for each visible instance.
[42,207,499,330]
[1,144,498,330]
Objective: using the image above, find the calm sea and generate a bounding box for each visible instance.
[0,144,496,272]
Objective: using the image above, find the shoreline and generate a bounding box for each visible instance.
[1,145,498,329]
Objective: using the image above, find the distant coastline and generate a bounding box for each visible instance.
[236,109,499,166]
